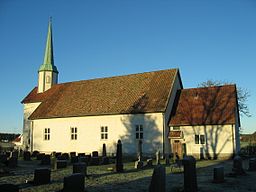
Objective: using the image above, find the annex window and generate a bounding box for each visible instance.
[136,125,143,139]
[71,127,77,140]
[44,128,50,140]
[195,134,205,144]
[173,126,180,130]
[101,126,108,140]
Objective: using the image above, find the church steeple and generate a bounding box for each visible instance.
[38,18,58,93]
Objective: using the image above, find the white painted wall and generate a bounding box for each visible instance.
[22,102,41,150]
[38,71,58,93]
[170,124,237,159]
[32,113,164,156]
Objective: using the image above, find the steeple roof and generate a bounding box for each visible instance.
[39,18,58,73]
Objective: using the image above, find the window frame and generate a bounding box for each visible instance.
[70,127,78,140]
[135,124,143,140]
[195,134,205,144]
[100,126,108,140]
[44,128,50,141]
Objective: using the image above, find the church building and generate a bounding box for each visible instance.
[21,20,240,159]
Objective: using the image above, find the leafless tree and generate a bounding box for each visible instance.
[199,80,251,117]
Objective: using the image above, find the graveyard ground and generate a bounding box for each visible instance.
[0,158,255,192]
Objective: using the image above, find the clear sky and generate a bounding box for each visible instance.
[0,0,255,134]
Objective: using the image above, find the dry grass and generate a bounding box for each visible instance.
[0,158,255,192]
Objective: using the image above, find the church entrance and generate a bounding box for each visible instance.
[172,140,182,159]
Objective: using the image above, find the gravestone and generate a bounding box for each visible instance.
[70,152,76,157]
[115,140,123,172]
[79,156,90,165]
[0,184,19,192]
[23,151,31,161]
[137,140,143,159]
[51,156,57,170]
[71,156,79,164]
[32,151,39,158]
[11,151,18,158]
[73,162,87,175]
[0,154,8,164]
[34,168,51,185]
[101,156,109,165]
[41,155,51,165]
[36,153,45,160]
[63,173,85,192]
[165,154,170,166]
[61,153,70,160]
[146,159,153,167]
[149,165,166,192]
[156,150,161,165]
[57,160,68,169]
[78,153,85,157]
[232,155,245,175]
[92,151,98,157]
[248,158,256,171]
[102,143,107,157]
[213,166,224,183]
[55,152,62,159]
[135,155,143,169]
[90,157,100,166]
[183,156,197,192]
[8,157,17,168]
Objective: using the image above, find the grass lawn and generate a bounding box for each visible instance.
[0,158,256,192]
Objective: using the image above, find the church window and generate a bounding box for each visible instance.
[195,134,205,144]
[135,125,143,139]
[44,128,50,140]
[46,76,51,84]
[101,126,108,140]
[71,127,77,140]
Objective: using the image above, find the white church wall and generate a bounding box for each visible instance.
[23,102,41,150]
[177,124,236,159]
[32,113,164,156]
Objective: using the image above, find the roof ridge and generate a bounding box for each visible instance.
[182,84,236,91]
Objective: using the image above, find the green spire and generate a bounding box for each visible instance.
[39,18,58,73]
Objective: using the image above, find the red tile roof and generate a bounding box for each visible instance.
[22,69,179,120]
[169,85,239,126]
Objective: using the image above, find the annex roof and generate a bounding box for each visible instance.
[169,85,240,126]
[22,69,180,120]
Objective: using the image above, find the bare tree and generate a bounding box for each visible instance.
[199,80,251,117]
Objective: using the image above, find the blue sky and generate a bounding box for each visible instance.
[0,0,255,134]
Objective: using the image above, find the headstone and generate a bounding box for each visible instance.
[232,155,245,175]
[32,151,39,158]
[78,156,90,165]
[156,150,160,165]
[213,166,224,183]
[71,156,79,164]
[73,162,87,175]
[135,160,144,169]
[90,157,100,165]
[137,140,143,159]
[101,156,109,165]
[11,151,18,158]
[23,151,31,161]
[115,140,123,172]
[34,168,51,185]
[78,153,85,157]
[146,159,153,167]
[0,184,19,192]
[149,165,166,192]
[36,153,45,160]
[5,152,11,158]
[55,152,62,159]
[51,156,57,170]
[70,152,76,157]
[92,151,98,157]
[41,155,51,165]
[248,158,256,171]
[102,143,107,157]
[8,157,17,168]
[57,160,68,169]
[182,156,197,192]
[0,154,8,164]
[63,173,85,192]
[61,153,70,160]
[165,154,170,166]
